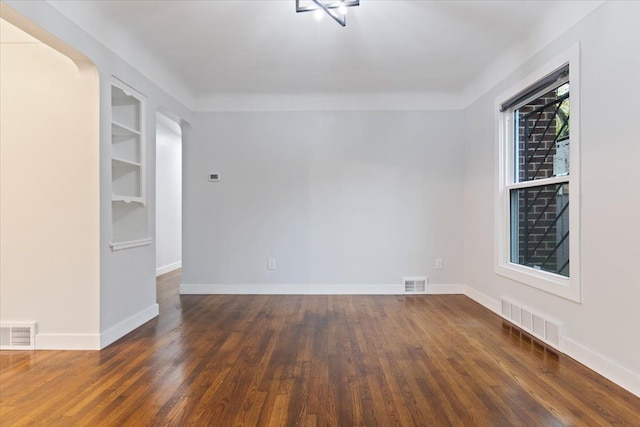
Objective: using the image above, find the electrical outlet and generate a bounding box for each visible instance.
[435,258,443,269]
[267,258,276,270]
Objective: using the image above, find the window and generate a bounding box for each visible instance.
[495,45,581,302]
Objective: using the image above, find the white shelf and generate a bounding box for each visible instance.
[112,194,145,204]
[111,77,148,249]
[112,157,141,167]
[112,121,140,137]
[110,238,152,251]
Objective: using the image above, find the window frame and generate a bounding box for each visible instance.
[494,43,581,302]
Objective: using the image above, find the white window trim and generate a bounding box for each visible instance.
[494,43,581,303]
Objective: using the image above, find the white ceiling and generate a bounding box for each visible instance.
[45,0,604,110]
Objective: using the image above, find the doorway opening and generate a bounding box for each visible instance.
[0,13,100,347]
[155,112,183,276]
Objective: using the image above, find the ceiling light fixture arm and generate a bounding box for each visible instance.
[296,0,360,27]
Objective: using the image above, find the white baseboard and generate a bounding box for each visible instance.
[180,283,465,295]
[463,285,501,313]
[180,283,400,295]
[562,336,640,398]
[16,304,160,351]
[100,303,159,349]
[427,284,465,294]
[156,261,182,277]
[36,333,101,350]
[463,284,640,399]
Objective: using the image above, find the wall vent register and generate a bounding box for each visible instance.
[500,297,562,350]
[0,322,36,350]
[403,277,427,294]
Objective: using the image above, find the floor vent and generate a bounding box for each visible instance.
[0,322,36,350]
[403,277,427,294]
[500,298,562,350]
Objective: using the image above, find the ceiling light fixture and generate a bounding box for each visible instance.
[296,0,360,27]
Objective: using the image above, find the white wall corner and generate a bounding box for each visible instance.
[35,333,101,350]
[156,261,182,277]
[463,285,501,314]
[460,1,605,109]
[28,0,197,110]
[100,304,159,349]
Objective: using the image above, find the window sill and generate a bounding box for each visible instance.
[495,261,580,303]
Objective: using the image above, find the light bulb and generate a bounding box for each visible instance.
[314,9,324,21]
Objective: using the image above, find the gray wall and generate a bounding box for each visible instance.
[4,0,194,348]
[183,111,464,290]
[463,0,640,391]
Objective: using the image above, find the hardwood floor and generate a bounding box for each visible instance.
[1,270,639,426]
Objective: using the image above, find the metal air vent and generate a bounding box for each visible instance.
[0,322,36,350]
[403,277,427,294]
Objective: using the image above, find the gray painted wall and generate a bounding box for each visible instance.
[183,111,464,290]
[463,0,640,390]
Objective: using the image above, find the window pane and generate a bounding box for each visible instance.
[510,183,569,277]
[515,82,570,182]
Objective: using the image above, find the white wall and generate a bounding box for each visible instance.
[0,19,100,348]
[2,1,194,348]
[463,1,640,396]
[156,115,182,276]
[182,110,464,293]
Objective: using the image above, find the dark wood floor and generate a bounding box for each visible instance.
[1,270,639,426]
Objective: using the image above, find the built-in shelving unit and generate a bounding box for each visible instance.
[110,78,151,250]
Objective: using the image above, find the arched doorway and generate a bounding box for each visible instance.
[0,14,100,349]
